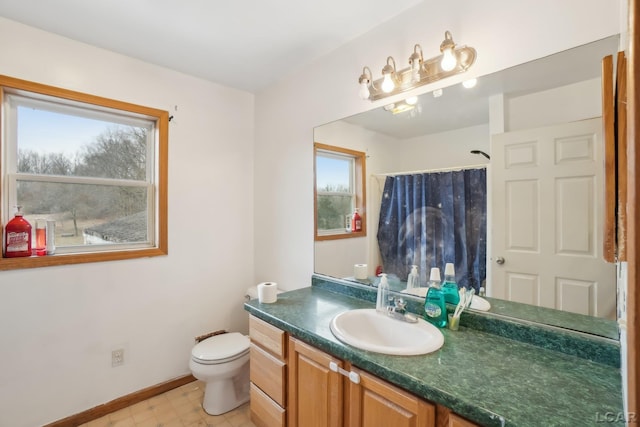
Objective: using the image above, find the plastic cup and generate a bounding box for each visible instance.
[448,314,460,331]
[34,219,47,256]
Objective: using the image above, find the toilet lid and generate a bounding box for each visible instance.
[191,332,250,362]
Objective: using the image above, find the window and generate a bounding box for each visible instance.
[0,75,168,270]
[314,143,366,240]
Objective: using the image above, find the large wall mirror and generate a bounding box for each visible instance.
[314,35,621,340]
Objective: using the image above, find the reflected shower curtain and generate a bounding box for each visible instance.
[376,168,486,291]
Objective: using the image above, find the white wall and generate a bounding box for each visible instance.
[506,78,602,131]
[0,17,255,427]
[390,124,490,172]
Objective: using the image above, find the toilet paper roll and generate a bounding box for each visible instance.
[257,282,279,303]
[354,263,368,280]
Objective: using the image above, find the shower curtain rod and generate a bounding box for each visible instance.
[372,163,487,177]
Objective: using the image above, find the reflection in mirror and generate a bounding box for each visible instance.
[376,167,487,291]
[314,36,621,339]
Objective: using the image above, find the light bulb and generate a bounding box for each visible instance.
[411,59,421,73]
[411,68,420,84]
[359,82,370,100]
[462,78,477,88]
[441,48,457,71]
[381,74,395,93]
[405,96,418,105]
[409,46,423,84]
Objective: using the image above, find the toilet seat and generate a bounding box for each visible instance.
[191,332,250,365]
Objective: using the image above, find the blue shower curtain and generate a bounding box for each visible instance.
[376,168,486,291]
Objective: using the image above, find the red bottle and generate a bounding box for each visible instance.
[4,206,32,258]
[351,209,362,232]
[375,265,383,276]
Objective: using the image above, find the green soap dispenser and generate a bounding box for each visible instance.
[442,262,460,305]
[424,267,447,327]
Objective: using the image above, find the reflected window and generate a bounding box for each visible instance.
[314,143,366,240]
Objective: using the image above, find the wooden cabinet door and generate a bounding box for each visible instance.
[348,367,435,427]
[288,337,344,427]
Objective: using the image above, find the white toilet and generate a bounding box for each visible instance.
[189,332,250,415]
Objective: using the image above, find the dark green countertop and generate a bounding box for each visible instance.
[244,286,624,427]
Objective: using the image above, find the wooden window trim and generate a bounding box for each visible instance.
[626,0,639,416]
[314,142,366,241]
[0,75,168,271]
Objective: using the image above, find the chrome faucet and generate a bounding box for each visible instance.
[386,297,418,323]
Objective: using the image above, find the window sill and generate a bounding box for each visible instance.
[315,230,367,242]
[0,247,167,271]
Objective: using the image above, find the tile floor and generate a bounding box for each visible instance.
[80,380,256,427]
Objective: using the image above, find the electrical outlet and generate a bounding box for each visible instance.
[112,349,124,367]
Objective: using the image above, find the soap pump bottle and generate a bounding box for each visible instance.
[442,263,460,305]
[407,265,419,290]
[424,267,447,327]
[376,273,390,313]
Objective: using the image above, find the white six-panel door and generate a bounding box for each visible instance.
[491,118,616,319]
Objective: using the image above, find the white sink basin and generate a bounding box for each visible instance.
[329,309,444,356]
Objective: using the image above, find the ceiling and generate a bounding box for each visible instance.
[0,0,421,92]
[342,35,619,139]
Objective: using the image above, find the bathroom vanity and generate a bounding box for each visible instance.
[244,277,623,427]
[249,314,468,427]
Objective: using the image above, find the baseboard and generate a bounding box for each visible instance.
[44,374,196,427]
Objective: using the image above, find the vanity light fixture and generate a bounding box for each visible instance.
[358,31,476,102]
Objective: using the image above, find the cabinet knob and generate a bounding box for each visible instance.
[496,256,505,265]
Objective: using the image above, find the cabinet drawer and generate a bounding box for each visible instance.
[250,382,286,427]
[250,315,287,359]
[250,343,286,407]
